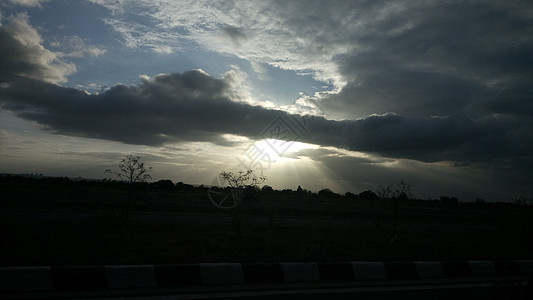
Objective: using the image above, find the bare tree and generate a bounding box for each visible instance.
[376,180,413,243]
[106,154,152,222]
[220,170,266,187]
[214,170,266,236]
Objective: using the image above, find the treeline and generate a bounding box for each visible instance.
[1,174,530,208]
[0,174,204,193]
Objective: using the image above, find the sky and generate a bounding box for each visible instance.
[1,0,532,201]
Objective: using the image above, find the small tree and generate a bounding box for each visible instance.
[217,170,266,236]
[106,154,152,222]
[376,180,412,243]
[219,170,266,189]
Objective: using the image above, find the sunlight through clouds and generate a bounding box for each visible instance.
[1,0,532,201]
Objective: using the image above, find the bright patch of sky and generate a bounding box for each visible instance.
[7,1,331,106]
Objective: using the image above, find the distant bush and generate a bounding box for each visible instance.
[175,182,195,192]
[152,179,174,191]
[318,188,340,199]
[261,185,274,193]
[345,192,356,198]
[440,196,459,205]
[358,190,379,200]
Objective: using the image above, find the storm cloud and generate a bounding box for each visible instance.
[317,1,533,120]
[1,69,528,167]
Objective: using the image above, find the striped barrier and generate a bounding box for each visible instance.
[0,261,531,293]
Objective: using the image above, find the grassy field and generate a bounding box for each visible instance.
[1,175,532,266]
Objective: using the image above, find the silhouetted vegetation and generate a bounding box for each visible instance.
[376,180,413,243]
[440,196,459,205]
[2,173,531,209]
[152,179,174,191]
[261,185,274,194]
[318,188,341,199]
[346,190,379,200]
[105,154,152,222]
[211,170,266,236]
[1,173,532,266]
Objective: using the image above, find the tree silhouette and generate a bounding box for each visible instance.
[106,154,152,222]
[376,180,412,243]
[215,170,266,236]
[318,188,340,199]
[261,185,274,193]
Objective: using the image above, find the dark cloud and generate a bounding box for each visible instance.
[1,70,530,168]
[320,1,533,119]
[0,14,76,84]
[295,0,533,172]
[305,112,533,164]
[0,72,278,146]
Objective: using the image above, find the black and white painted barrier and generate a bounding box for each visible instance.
[1,261,531,293]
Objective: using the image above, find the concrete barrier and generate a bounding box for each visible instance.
[199,263,244,285]
[0,266,53,292]
[1,260,531,293]
[51,266,107,291]
[352,262,387,280]
[517,260,533,275]
[317,262,354,282]
[154,264,202,287]
[384,262,417,280]
[414,261,445,278]
[469,261,497,277]
[442,261,472,278]
[105,265,157,289]
[281,262,320,282]
[495,260,520,276]
[242,263,284,284]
